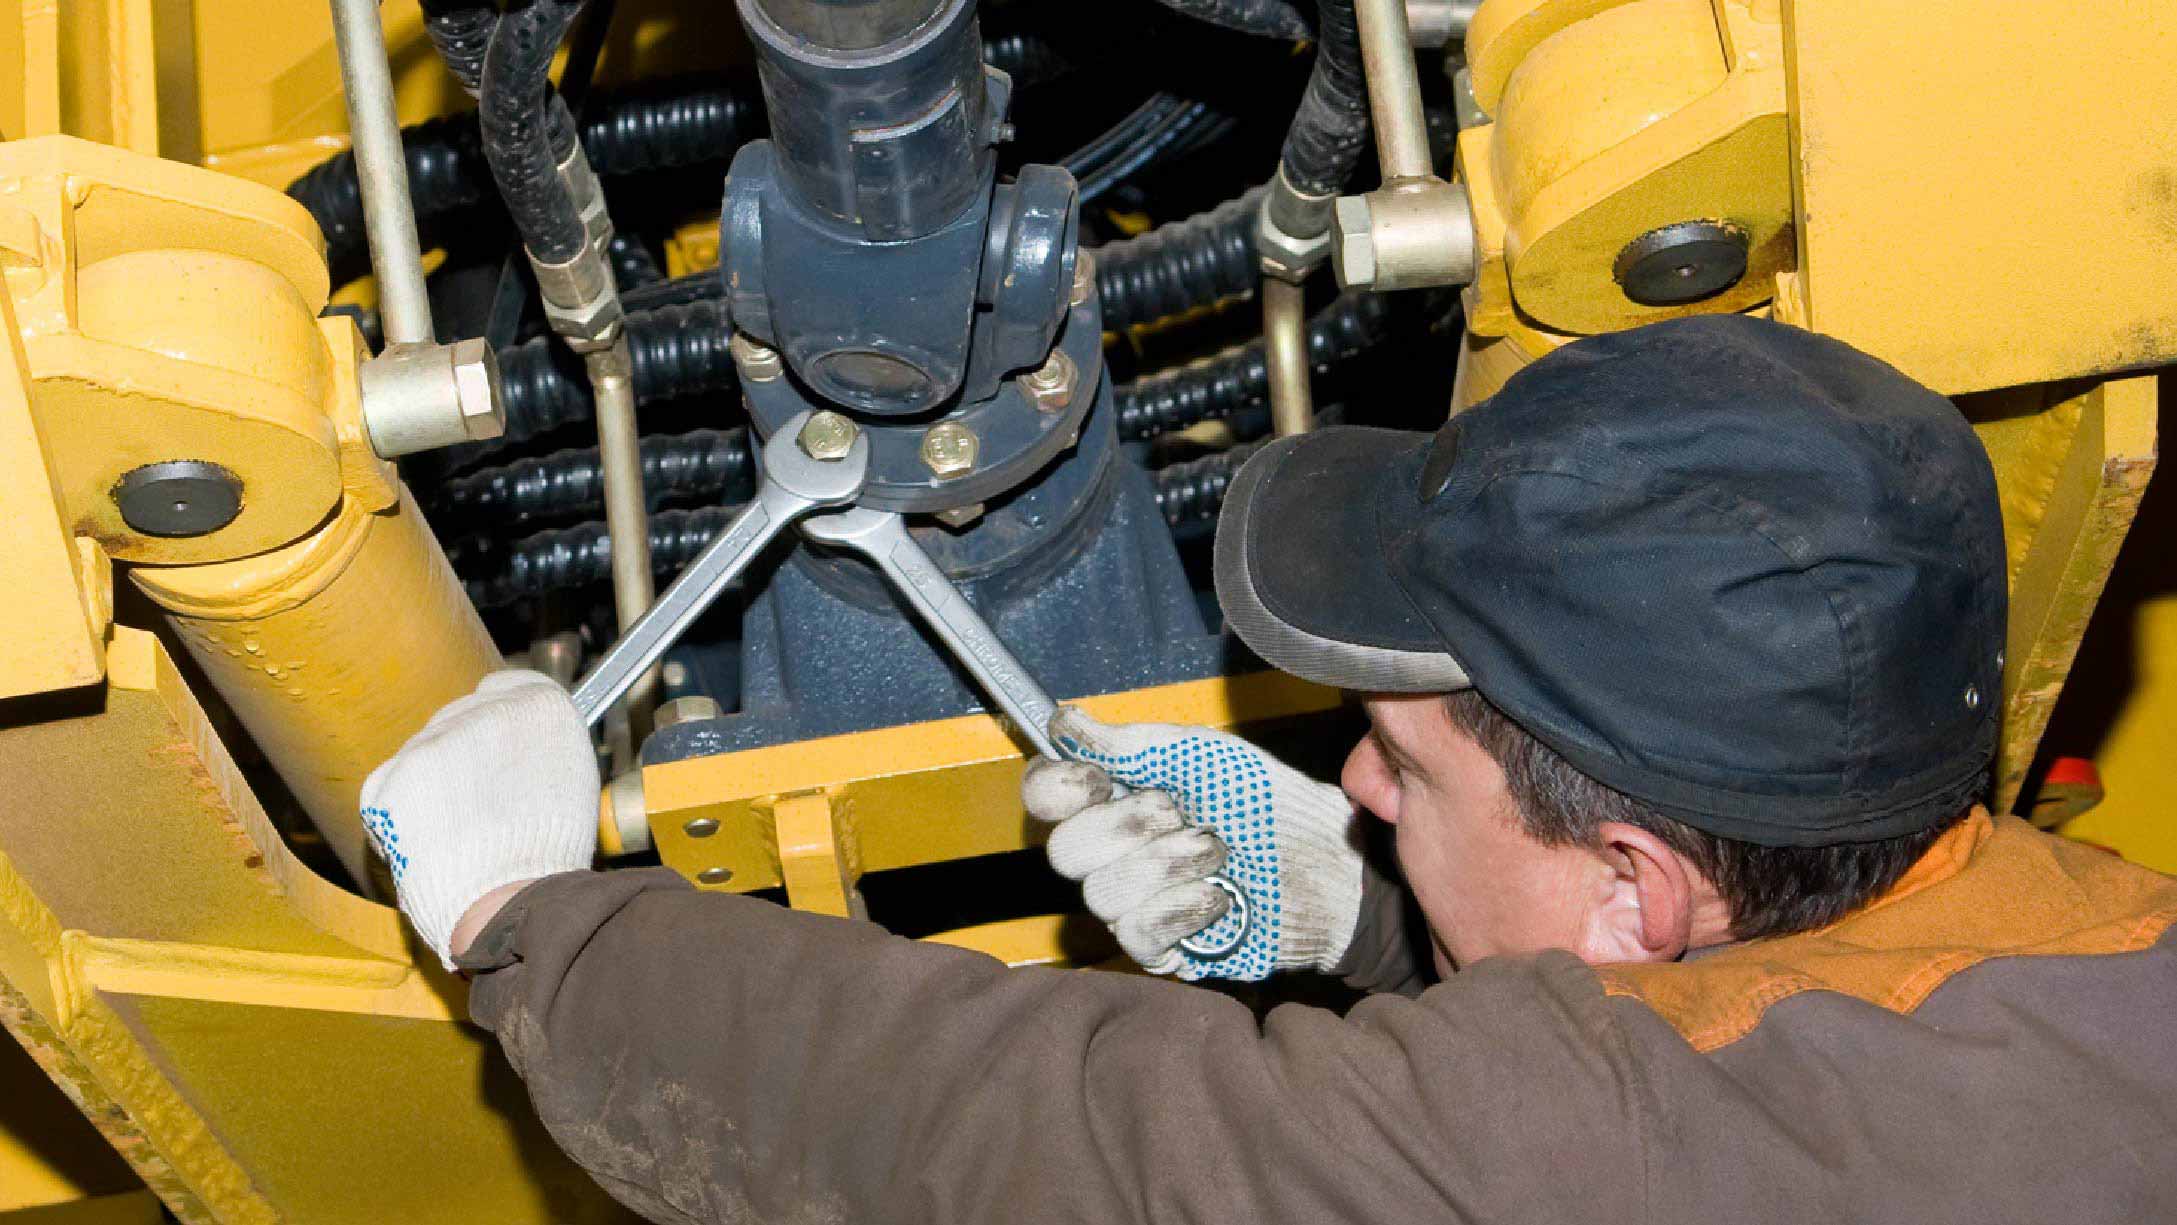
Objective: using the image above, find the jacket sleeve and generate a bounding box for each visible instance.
[1334,857,1432,996]
[461,868,1652,1225]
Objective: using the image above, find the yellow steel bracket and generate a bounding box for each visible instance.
[641,672,1344,962]
[0,136,396,572]
[0,628,635,1224]
[1972,376,2160,818]
[1458,0,1790,338]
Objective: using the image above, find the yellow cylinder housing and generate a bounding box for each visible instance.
[130,487,501,888]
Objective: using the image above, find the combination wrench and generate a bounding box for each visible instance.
[798,507,1252,960]
[571,412,870,725]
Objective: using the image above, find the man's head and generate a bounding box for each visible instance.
[1214,316,2006,971]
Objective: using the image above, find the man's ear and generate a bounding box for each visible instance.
[1582,822,1700,964]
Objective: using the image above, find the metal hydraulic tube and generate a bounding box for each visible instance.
[327,0,431,347]
[132,489,501,891]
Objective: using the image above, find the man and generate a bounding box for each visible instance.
[363,316,2177,1223]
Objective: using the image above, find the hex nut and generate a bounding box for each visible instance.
[798,410,859,461]
[533,249,624,351]
[730,331,784,382]
[1070,250,1097,306]
[1331,194,1379,288]
[1256,209,1334,283]
[920,421,980,479]
[447,337,507,440]
[1020,349,1078,412]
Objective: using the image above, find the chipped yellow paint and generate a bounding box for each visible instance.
[132,487,501,889]
[1969,376,2158,818]
[0,629,639,1222]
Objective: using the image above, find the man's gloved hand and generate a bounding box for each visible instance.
[1022,708,1363,982]
[360,670,599,968]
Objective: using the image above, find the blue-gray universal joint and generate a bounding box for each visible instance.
[725,0,1078,415]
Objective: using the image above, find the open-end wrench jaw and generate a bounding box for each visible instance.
[570,412,871,726]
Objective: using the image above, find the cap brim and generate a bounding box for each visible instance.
[1214,428,1471,693]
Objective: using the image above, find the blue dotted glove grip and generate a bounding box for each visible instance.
[361,805,409,886]
[1059,733,1283,981]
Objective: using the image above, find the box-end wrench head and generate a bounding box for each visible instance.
[796,507,1251,960]
[571,413,870,726]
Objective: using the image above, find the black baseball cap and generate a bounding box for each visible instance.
[1214,315,2006,846]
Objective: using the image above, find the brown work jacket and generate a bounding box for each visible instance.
[461,809,2177,1223]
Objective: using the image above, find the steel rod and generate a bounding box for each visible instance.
[586,338,659,721]
[1263,278,1316,436]
[1355,0,1433,181]
[327,0,435,347]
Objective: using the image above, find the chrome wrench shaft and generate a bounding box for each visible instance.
[798,507,1251,959]
[572,414,870,726]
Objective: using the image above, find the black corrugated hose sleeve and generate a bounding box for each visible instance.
[289,111,493,271]
[458,504,742,608]
[421,2,495,96]
[1153,438,1272,527]
[1116,290,1389,439]
[437,428,751,529]
[290,79,761,272]
[1276,0,1368,197]
[459,433,1266,604]
[1094,186,1265,331]
[494,297,737,443]
[479,0,589,264]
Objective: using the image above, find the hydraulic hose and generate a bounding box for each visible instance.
[1275,0,1368,198]
[1153,437,1271,527]
[436,428,753,529]
[478,0,588,264]
[1114,290,1389,439]
[459,503,743,608]
[1094,187,1264,331]
[420,1,494,96]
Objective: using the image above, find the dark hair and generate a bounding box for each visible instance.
[1441,690,1969,941]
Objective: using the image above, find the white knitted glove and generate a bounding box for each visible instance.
[1024,708,1363,982]
[360,670,599,968]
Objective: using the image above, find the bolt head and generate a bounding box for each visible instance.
[1070,250,1097,307]
[447,337,507,440]
[1331,194,1379,288]
[729,331,783,382]
[920,422,980,478]
[683,816,721,838]
[798,410,859,461]
[655,695,723,729]
[933,502,985,530]
[1020,349,1078,412]
[697,866,734,885]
